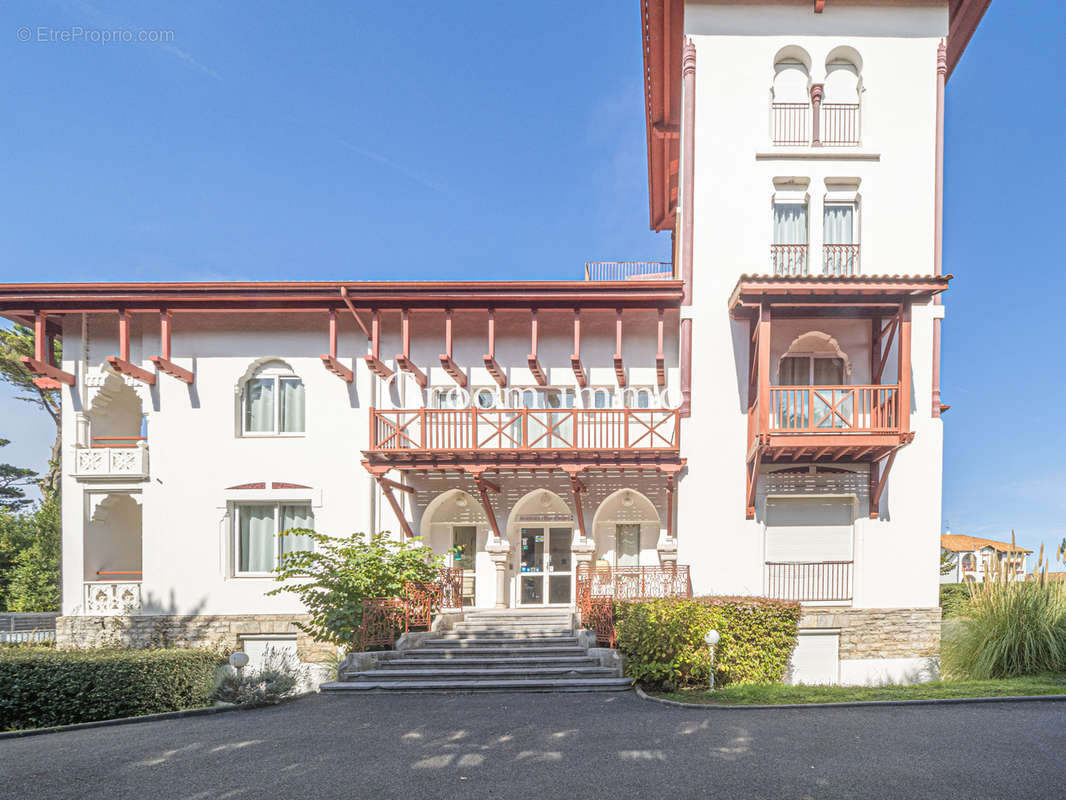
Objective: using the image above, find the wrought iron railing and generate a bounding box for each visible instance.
[771,102,810,145]
[768,385,900,433]
[765,561,853,602]
[370,408,680,452]
[771,244,809,276]
[820,103,861,146]
[356,568,464,649]
[576,565,692,647]
[584,261,673,281]
[823,244,860,276]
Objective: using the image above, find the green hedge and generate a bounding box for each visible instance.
[940,583,971,619]
[0,648,223,731]
[615,597,801,691]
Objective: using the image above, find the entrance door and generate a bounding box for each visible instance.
[519,527,572,605]
[451,526,477,607]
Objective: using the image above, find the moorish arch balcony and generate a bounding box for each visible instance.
[729,273,951,519]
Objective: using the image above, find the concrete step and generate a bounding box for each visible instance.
[450,626,574,635]
[428,637,580,648]
[403,645,588,658]
[375,655,600,669]
[437,630,575,640]
[346,666,617,681]
[321,677,633,693]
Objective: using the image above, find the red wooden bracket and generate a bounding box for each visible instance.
[613,309,626,388]
[339,287,371,340]
[570,310,587,388]
[814,0,826,12]
[149,311,194,383]
[483,309,507,388]
[376,476,414,538]
[107,310,155,385]
[656,308,667,388]
[364,309,394,379]
[20,311,75,387]
[438,309,467,388]
[563,466,587,539]
[527,309,547,386]
[395,310,427,388]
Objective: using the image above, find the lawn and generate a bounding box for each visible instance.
[652,673,1066,705]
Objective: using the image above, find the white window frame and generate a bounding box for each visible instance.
[240,371,306,437]
[232,501,314,577]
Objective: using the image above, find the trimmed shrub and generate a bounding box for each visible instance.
[614,596,801,691]
[0,648,223,731]
[939,583,971,619]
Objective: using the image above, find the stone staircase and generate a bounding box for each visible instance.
[322,609,631,693]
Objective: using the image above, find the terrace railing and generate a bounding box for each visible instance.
[584,261,673,281]
[370,408,680,452]
[576,565,692,647]
[356,568,464,650]
[765,561,853,602]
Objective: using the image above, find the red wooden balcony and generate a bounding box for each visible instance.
[366,407,682,470]
[765,561,853,602]
[771,102,810,145]
[768,385,900,433]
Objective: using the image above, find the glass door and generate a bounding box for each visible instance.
[451,526,477,607]
[519,527,572,605]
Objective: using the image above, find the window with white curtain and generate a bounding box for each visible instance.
[235,502,314,575]
[773,203,808,244]
[824,203,856,245]
[241,361,305,436]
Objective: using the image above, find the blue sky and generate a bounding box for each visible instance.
[0,2,1063,561]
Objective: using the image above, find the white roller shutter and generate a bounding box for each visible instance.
[789,631,840,685]
[765,497,854,562]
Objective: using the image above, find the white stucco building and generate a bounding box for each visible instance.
[0,0,991,685]
[941,533,1031,584]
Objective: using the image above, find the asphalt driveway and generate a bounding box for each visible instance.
[1,692,1061,800]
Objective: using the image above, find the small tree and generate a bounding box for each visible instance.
[2,495,61,612]
[268,530,443,646]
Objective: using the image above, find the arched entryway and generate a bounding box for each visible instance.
[506,489,574,607]
[419,489,490,607]
[590,489,662,568]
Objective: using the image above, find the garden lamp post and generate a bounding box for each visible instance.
[704,629,720,691]
[229,651,249,678]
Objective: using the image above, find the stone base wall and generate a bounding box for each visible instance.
[56,614,335,663]
[799,606,941,660]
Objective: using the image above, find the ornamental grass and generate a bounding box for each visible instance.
[943,540,1066,680]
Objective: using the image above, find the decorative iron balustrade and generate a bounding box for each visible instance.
[820,103,861,146]
[765,561,853,602]
[768,385,900,433]
[370,408,680,452]
[356,568,464,650]
[823,244,860,276]
[584,261,673,281]
[771,244,809,276]
[576,565,692,647]
[771,102,811,145]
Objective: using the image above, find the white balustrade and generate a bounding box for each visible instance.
[73,446,149,480]
[84,581,142,615]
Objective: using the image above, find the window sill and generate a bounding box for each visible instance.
[756,150,880,161]
[238,433,307,439]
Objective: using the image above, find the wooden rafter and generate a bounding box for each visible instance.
[563,466,588,540]
[378,476,414,494]
[339,286,371,340]
[483,309,507,387]
[870,450,897,516]
[664,473,675,539]
[363,310,394,379]
[656,308,666,388]
[438,309,466,388]
[613,309,626,388]
[149,310,195,383]
[19,311,75,388]
[875,313,899,384]
[106,310,155,385]
[320,308,354,383]
[465,468,502,541]
[746,447,763,520]
[570,309,587,388]
[376,476,414,538]
[395,309,427,389]
[526,309,547,386]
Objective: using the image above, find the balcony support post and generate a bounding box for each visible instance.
[680,318,692,417]
[898,300,912,435]
[613,308,626,387]
[107,310,156,385]
[656,308,666,388]
[563,465,589,543]
[376,475,414,539]
[483,309,507,387]
[527,309,547,386]
[680,37,696,305]
[757,303,772,433]
[395,309,427,388]
[319,308,354,383]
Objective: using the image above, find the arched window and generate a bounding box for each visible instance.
[771,47,812,145]
[240,360,305,435]
[823,47,863,146]
[777,332,851,386]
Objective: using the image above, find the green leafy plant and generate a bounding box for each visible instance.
[267,529,443,646]
[0,648,222,731]
[0,494,59,612]
[614,596,800,691]
[214,649,301,707]
[939,582,971,619]
[943,544,1066,679]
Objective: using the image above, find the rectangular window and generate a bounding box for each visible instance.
[244,379,275,433]
[772,202,808,276]
[823,202,859,276]
[242,374,305,436]
[615,524,641,568]
[235,502,313,575]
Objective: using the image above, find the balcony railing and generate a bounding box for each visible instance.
[824,244,860,276]
[369,408,680,452]
[771,244,809,276]
[771,102,810,145]
[576,565,692,602]
[84,581,143,615]
[821,103,861,146]
[73,445,149,480]
[769,385,900,433]
[585,261,673,281]
[765,561,853,602]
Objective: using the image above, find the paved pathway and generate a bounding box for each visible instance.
[2,692,1062,799]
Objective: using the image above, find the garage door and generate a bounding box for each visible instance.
[765,497,854,562]
[789,630,840,685]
